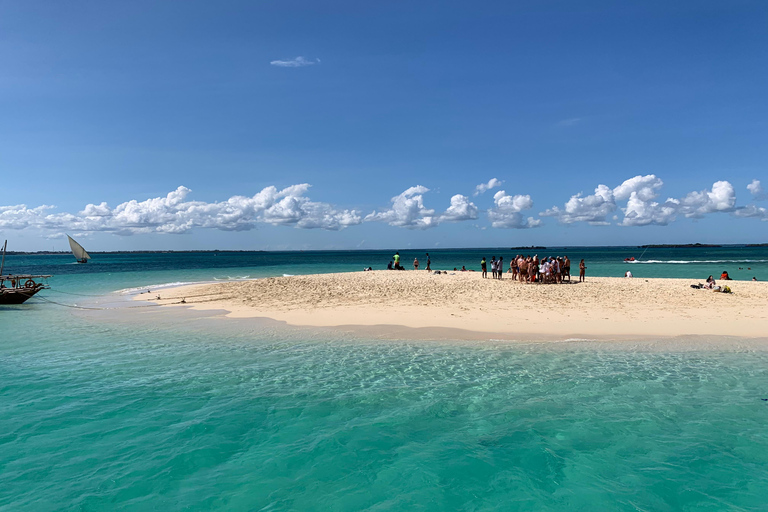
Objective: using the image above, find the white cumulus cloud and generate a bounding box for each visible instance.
[488,190,540,229]
[474,178,503,196]
[541,184,616,225]
[270,56,319,68]
[747,179,766,200]
[543,175,739,227]
[364,186,437,229]
[0,185,361,235]
[440,194,478,222]
[734,204,768,221]
[677,181,736,218]
[613,175,664,202]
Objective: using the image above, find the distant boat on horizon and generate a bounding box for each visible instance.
[67,235,91,264]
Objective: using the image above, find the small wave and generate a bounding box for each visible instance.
[283,274,295,277]
[213,275,251,281]
[116,281,199,295]
[626,259,768,264]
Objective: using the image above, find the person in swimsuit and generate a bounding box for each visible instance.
[579,259,586,282]
[413,257,419,270]
[425,253,431,271]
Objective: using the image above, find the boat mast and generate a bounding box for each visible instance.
[0,240,6,276]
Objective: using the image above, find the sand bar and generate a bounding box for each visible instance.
[134,271,768,339]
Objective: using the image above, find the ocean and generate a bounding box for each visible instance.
[2,247,768,510]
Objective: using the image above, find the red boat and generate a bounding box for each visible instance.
[624,257,635,262]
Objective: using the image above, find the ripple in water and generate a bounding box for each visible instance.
[2,319,768,510]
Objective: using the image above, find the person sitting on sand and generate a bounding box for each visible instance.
[753,277,758,281]
[579,259,586,282]
[461,266,467,271]
[720,271,732,280]
[387,260,393,270]
[481,257,487,278]
[413,257,419,270]
[625,270,633,278]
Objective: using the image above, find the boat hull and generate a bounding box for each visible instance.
[0,287,42,305]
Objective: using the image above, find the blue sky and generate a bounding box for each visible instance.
[2,0,767,251]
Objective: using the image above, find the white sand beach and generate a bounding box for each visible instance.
[135,271,768,339]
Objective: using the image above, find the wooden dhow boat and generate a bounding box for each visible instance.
[0,241,51,305]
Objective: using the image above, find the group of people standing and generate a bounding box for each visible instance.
[508,255,585,284]
[480,254,586,283]
[479,256,506,279]
[388,251,587,283]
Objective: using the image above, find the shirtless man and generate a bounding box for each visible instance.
[518,257,527,283]
[563,256,571,282]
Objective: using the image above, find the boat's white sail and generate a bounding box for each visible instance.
[67,235,91,261]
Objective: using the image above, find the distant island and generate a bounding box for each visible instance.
[510,246,546,250]
[638,243,722,249]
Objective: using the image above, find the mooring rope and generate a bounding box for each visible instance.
[47,289,109,298]
[32,295,166,310]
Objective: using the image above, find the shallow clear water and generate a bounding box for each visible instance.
[2,248,768,510]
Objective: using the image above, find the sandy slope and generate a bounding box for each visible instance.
[134,271,768,338]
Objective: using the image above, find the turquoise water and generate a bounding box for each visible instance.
[3,247,768,510]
